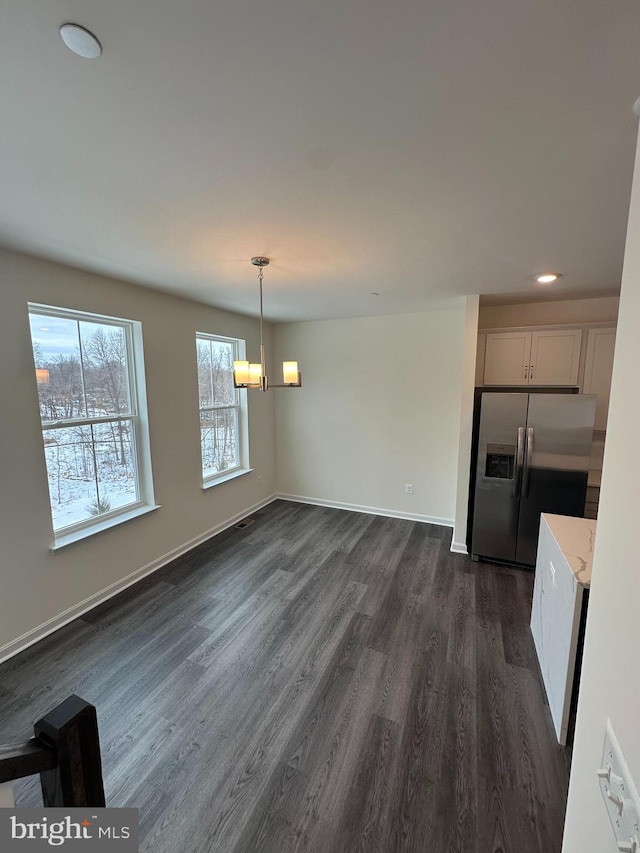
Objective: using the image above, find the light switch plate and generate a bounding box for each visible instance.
[598,719,640,850]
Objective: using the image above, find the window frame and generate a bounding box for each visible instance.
[196,332,249,486]
[28,303,156,544]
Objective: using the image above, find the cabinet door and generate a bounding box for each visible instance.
[529,329,582,385]
[483,332,531,385]
[583,328,616,430]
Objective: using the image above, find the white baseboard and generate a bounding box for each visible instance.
[450,540,469,555]
[0,494,278,666]
[276,492,454,528]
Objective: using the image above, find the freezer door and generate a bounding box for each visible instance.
[515,394,596,566]
[471,393,528,562]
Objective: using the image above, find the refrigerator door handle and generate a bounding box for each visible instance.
[514,426,525,497]
[523,427,534,498]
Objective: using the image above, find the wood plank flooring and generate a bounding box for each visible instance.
[0,500,571,852]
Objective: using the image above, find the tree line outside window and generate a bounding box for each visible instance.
[196,334,243,480]
[28,307,247,537]
[29,309,140,532]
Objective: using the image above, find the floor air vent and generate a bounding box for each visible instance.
[235,518,255,529]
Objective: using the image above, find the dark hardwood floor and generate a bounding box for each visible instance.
[0,500,571,852]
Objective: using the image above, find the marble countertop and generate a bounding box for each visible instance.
[541,513,597,588]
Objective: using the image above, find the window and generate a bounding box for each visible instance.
[196,333,247,483]
[28,304,155,542]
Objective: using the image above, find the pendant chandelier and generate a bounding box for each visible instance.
[233,257,302,391]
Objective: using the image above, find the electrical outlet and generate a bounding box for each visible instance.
[598,720,640,851]
[405,483,413,494]
[257,475,263,484]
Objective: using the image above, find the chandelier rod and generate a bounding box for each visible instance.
[259,263,265,378]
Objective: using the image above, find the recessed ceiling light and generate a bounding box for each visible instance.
[535,273,560,284]
[60,23,102,59]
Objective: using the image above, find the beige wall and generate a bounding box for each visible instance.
[273,309,466,524]
[562,137,640,848]
[0,249,276,657]
[479,296,619,329]
[452,296,479,552]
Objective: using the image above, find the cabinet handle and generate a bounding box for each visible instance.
[530,365,534,380]
[524,365,529,379]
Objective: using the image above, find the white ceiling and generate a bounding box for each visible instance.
[1,1,640,322]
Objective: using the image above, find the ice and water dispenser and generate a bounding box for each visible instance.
[484,443,515,480]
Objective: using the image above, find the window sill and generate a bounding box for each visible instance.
[51,503,161,552]
[202,467,253,490]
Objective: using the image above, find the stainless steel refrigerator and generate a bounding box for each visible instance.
[470,393,596,566]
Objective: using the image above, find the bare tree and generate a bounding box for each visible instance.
[82,328,129,465]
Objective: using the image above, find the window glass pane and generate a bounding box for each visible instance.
[80,322,131,416]
[29,306,151,536]
[201,408,239,477]
[92,421,138,511]
[210,340,235,406]
[43,426,98,529]
[196,339,213,407]
[29,314,86,421]
[196,333,244,482]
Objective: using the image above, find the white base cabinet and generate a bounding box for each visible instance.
[530,513,595,744]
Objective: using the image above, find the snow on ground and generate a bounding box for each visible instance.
[43,430,137,530]
[43,423,235,531]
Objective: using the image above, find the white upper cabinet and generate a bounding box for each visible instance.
[529,329,582,386]
[583,328,617,430]
[483,329,582,386]
[483,331,532,385]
